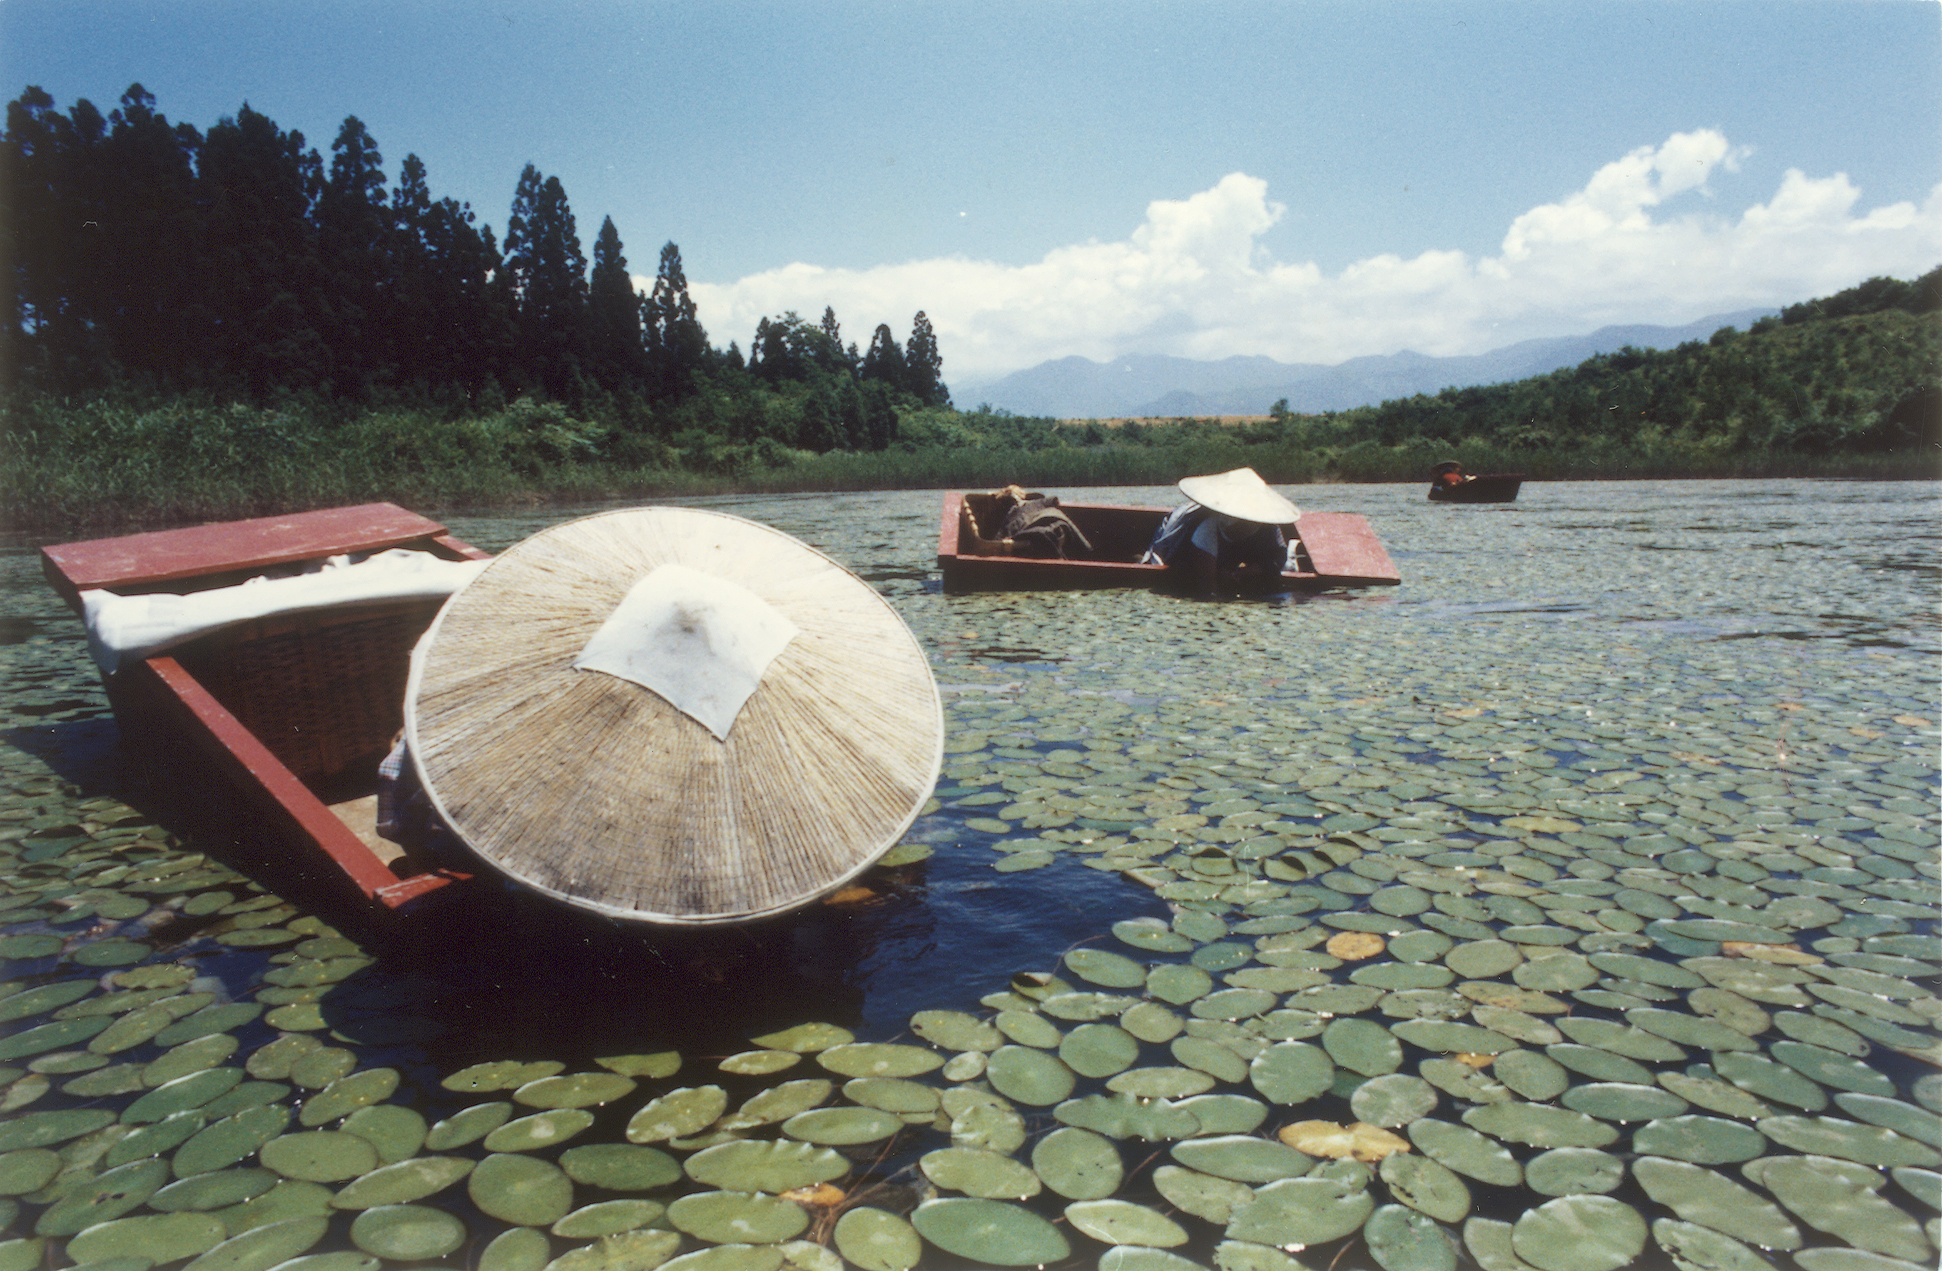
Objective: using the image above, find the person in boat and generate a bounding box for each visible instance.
[960,484,1094,559]
[1431,460,1473,493]
[1141,467,1300,593]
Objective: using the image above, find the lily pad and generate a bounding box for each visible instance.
[1510,1195,1646,1271]
[65,1212,227,1265]
[1378,1151,1470,1224]
[1248,1042,1334,1104]
[626,1086,728,1142]
[1633,1155,1802,1251]
[1224,1173,1373,1246]
[1631,1115,1768,1165]
[469,1152,574,1226]
[1409,1117,1522,1186]
[984,1045,1076,1106]
[181,1216,328,1271]
[816,1043,943,1079]
[1561,1082,1690,1123]
[1030,1126,1122,1200]
[1524,1147,1625,1196]
[347,1204,467,1261]
[1365,1203,1457,1271]
[329,1156,473,1208]
[513,1072,637,1108]
[1065,1198,1189,1248]
[559,1142,682,1191]
[1464,1102,1618,1149]
[832,1207,922,1271]
[1171,1134,1315,1183]
[1648,1218,1779,1271]
[1746,1154,1932,1262]
[260,1131,379,1183]
[484,1108,596,1153]
[425,1101,513,1150]
[687,1139,849,1193]
[909,1197,1069,1267]
[919,1147,1041,1200]
[1350,1075,1437,1128]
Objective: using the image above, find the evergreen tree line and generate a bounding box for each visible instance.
[0,84,951,450]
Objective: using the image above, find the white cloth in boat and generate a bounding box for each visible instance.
[572,562,800,742]
[80,548,488,676]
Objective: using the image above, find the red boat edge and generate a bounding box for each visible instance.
[41,503,491,926]
[937,490,1400,592]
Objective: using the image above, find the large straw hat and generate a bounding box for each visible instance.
[1178,467,1300,525]
[404,507,942,925]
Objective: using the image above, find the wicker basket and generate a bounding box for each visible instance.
[173,596,448,785]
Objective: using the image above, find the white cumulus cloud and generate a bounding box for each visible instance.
[689,130,1942,384]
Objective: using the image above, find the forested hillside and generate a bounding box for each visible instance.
[0,84,950,460]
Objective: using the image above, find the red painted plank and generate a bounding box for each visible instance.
[42,503,450,605]
[1296,512,1401,584]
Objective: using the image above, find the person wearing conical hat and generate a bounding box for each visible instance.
[1141,467,1300,594]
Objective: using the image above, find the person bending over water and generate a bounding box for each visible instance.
[1143,467,1300,594]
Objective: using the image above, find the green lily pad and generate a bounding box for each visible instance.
[296,1068,399,1127]
[1524,1147,1625,1196]
[559,1142,682,1191]
[626,1086,727,1142]
[1365,1202,1457,1271]
[1065,1198,1189,1248]
[1391,1019,1516,1054]
[1656,1070,1772,1120]
[1648,1218,1779,1271]
[124,1068,245,1123]
[719,1050,800,1076]
[469,1152,573,1226]
[779,1105,903,1145]
[1561,1082,1690,1123]
[686,1139,850,1193]
[173,1104,290,1177]
[1147,964,1215,1006]
[1030,1126,1122,1201]
[0,1016,111,1060]
[425,1101,513,1150]
[1224,1173,1373,1246]
[0,979,97,1022]
[1052,1093,1199,1142]
[1350,1074,1437,1128]
[477,1224,550,1271]
[260,1131,379,1183]
[181,1216,328,1271]
[1060,1024,1141,1079]
[920,1147,1041,1200]
[1494,1050,1570,1101]
[1248,1042,1334,1104]
[0,1107,115,1151]
[816,1043,943,1079]
[1151,1165,1253,1225]
[832,1207,922,1271]
[441,1059,565,1092]
[749,1022,853,1053]
[725,1079,837,1130]
[1771,1039,1899,1097]
[347,1204,467,1260]
[984,1045,1076,1106]
[1633,1155,1802,1251]
[0,1148,59,1196]
[514,1072,637,1108]
[148,1166,278,1211]
[550,1198,663,1239]
[1757,1115,1940,1167]
[1107,1065,1216,1099]
[329,1156,473,1208]
[1510,1196,1646,1271]
[666,1189,808,1244]
[1834,1093,1942,1148]
[908,1010,1001,1053]
[33,1157,169,1235]
[339,1105,426,1164]
[65,1212,227,1265]
[1378,1151,1471,1224]
[1173,1093,1268,1136]
[1545,1042,1653,1086]
[910,1197,1070,1266]
[1066,948,1149,989]
[1323,1017,1403,1077]
[1462,1103,1619,1149]
[1625,1006,1760,1051]
[1745,1155,1931,1262]
[483,1109,596,1153]
[593,1049,683,1078]
[1713,1050,1828,1111]
[1170,1135,1314,1184]
[1409,1117,1522,1186]
[1630,1115,1768,1165]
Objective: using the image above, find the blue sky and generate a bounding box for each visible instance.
[5,0,1939,381]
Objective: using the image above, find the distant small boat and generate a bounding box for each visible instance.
[1428,461,1523,503]
[938,490,1400,592]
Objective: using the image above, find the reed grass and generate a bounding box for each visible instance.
[3,394,1931,536]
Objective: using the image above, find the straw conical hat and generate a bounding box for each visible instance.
[1178,467,1300,525]
[404,507,942,925]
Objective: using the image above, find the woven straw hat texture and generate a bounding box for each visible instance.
[1178,467,1300,525]
[405,507,942,924]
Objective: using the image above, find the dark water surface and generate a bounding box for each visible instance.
[0,480,1935,1271]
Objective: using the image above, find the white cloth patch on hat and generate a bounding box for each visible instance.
[573,562,800,741]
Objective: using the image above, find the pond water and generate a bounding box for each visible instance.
[0,479,1936,1271]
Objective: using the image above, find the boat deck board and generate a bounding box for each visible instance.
[42,502,459,605]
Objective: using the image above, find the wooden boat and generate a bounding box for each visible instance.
[938,490,1400,592]
[1427,462,1523,503]
[41,504,492,926]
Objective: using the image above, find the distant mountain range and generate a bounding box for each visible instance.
[953,309,1776,419]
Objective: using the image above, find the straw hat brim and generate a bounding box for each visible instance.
[1178,468,1300,525]
[404,507,942,925]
